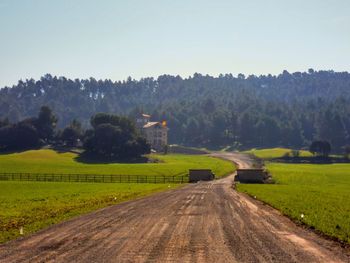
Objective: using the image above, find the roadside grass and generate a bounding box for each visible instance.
[0,182,178,244]
[0,149,234,178]
[243,148,313,159]
[237,163,350,244]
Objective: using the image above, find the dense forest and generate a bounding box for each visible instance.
[1,69,350,151]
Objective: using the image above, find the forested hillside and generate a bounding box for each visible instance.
[1,69,350,151]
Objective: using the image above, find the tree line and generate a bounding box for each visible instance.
[1,69,350,152]
[0,107,149,160]
[1,106,349,159]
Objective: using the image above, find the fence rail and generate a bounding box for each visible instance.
[0,173,188,184]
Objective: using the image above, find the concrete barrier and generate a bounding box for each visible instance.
[189,169,214,183]
[235,169,267,183]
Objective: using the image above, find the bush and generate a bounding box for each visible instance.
[309,141,331,157]
[83,114,150,159]
[0,122,40,151]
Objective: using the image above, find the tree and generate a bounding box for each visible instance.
[36,106,58,142]
[84,114,150,159]
[315,110,347,151]
[0,125,12,150]
[61,127,80,147]
[90,113,136,135]
[0,122,40,151]
[71,119,82,133]
[60,119,83,147]
[0,107,59,151]
[184,118,201,145]
[237,73,245,79]
[255,116,280,147]
[238,112,257,147]
[202,98,216,114]
[13,122,40,149]
[309,140,331,157]
[1,70,350,150]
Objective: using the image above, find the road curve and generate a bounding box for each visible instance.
[0,153,349,263]
[210,152,258,169]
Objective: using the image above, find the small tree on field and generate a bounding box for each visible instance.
[60,119,83,147]
[84,113,150,159]
[0,122,40,151]
[309,140,331,157]
[36,106,58,142]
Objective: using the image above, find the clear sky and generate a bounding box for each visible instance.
[0,0,349,87]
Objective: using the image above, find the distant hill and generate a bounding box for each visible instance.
[1,70,350,150]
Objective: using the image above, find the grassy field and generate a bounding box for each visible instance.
[0,149,235,243]
[0,149,234,178]
[243,147,313,159]
[0,182,177,243]
[237,163,350,244]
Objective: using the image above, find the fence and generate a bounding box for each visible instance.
[0,173,188,184]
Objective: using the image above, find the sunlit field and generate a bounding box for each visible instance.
[243,148,313,159]
[0,182,178,243]
[237,162,350,244]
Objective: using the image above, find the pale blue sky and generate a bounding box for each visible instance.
[0,0,349,87]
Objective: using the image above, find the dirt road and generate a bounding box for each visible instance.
[210,152,259,169]
[0,153,349,262]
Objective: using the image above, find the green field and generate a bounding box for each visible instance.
[0,181,178,243]
[237,163,350,243]
[0,149,235,243]
[243,147,313,159]
[0,149,234,178]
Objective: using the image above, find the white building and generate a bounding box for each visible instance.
[136,114,168,152]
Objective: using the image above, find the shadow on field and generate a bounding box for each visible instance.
[0,146,42,155]
[51,145,83,154]
[74,152,157,164]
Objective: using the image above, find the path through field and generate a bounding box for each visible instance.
[0,153,348,262]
